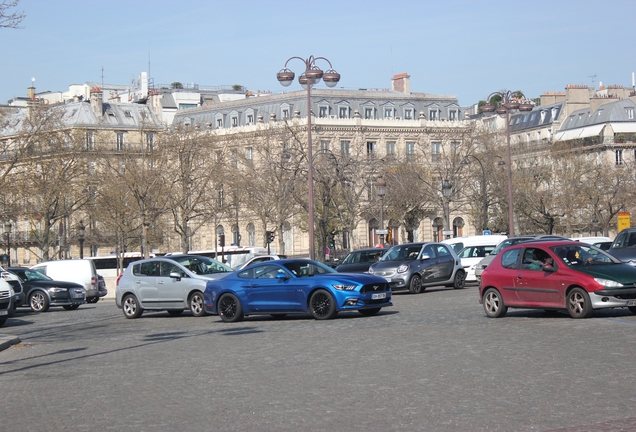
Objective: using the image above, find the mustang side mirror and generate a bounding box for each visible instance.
[275,272,289,280]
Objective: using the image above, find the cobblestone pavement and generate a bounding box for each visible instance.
[1,285,636,432]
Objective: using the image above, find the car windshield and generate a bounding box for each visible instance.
[282,260,337,277]
[552,244,621,266]
[341,252,359,264]
[458,246,494,259]
[12,268,53,282]
[381,244,422,261]
[169,256,233,274]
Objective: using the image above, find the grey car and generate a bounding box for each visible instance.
[336,248,387,273]
[474,235,570,282]
[368,242,465,293]
[115,254,233,319]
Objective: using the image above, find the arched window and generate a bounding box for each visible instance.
[246,223,255,246]
[432,217,444,242]
[282,222,292,255]
[453,217,465,237]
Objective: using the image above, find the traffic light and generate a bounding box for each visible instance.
[218,234,225,248]
[266,231,275,244]
[328,234,335,248]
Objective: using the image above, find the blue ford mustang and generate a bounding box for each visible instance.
[204,259,392,322]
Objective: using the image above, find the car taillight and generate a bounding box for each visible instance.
[116,273,123,286]
[91,276,97,287]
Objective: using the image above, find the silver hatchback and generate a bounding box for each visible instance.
[368,242,465,293]
[116,255,233,319]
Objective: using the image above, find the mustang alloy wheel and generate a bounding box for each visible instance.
[218,293,244,323]
[309,289,337,320]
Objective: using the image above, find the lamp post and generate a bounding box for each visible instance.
[480,91,533,237]
[277,55,340,260]
[375,176,386,246]
[592,217,599,237]
[442,179,452,239]
[3,221,11,266]
[78,220,85,259]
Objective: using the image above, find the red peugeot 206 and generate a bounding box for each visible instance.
[479,240,636,318]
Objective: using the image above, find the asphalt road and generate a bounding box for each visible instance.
[1,284,636,432]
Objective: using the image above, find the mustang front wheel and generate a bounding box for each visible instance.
[309,289,337,320]
[218,293,244,322]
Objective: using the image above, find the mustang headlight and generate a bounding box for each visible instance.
[397,264,409,273]
[594,278,624,288]
[332,284,357,291]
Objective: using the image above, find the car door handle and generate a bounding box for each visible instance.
[516,275,523,279]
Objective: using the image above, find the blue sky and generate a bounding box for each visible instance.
[1,0,635,106]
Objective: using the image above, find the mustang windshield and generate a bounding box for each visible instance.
[283,260,337,277]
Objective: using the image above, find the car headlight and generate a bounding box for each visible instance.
[332,284,357,291]
[49,287,66,293]
[594,278,624,288]
[9,287,14,297]
[368,268,375,275]
[397,264,409,273]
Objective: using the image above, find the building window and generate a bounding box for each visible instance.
[367,141,376,158]
[431,142,441,162]
[616,149,624,165]
[319,106,328,118]
[339,107,348,118]
[85,131,95,150]
[450,141,460,151]
[146,133,154,150]
[386,141,396,156]
[231,150,238,168]
[247,114,254,124]
[429,109,438,120]
[282,109,289,119]
[627,108,634,120]
[341,140,350,156]
[364,108,374,119]
[231,116,238,127]
[404,109,413,120]
[320,140,329,154]
[406,141,415,155]
[384,108,394,118]
[116,132,125,151]
[245,147,253,160]
[448,110,457,120]
[217,118,223,128]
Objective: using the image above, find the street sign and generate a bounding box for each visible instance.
[442,230,454,236]
[618,212,631,232]
[483,230,491,235]
[376,229,388,234]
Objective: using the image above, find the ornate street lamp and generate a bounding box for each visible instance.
[480,91,533,237]
[442,179,452,239]
[592,217,599,237]
[3,221,11,266]
[375,176,386,246]
[277,55,340,260]
[78,220,86,259]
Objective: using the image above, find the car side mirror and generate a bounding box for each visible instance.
[275,272,289,280]
[169,271,182,281]
[542,264,556,272]
[420,253,430,260]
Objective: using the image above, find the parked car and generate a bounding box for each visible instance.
[442,234,507,255]
[30,259,106,303]
[6,267,86,312]
[0,278,15,327]
[335,248,387,273]
[457,244,498,282]
[1,266,24,307]
[571,236,613,251]
[479,240,636,319]
[116,254,233,319]
[607,228,636,264]
[233,254,284,271]
[204,258,392,322]
[474,235,570,283]
[368,242,465,293]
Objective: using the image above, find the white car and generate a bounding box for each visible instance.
[457,245,498,282]
[233,255,283,270]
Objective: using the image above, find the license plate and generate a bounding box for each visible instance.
[0,310,7,315]
[72,293,84,298]
[628,300,636,306]
[372,293,386,300]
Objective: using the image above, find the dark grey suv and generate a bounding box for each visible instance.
[608,228,636,264]
[368,242,465,293]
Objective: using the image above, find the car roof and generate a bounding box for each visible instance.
[506,240,583,248]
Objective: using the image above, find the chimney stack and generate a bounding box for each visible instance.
[391,73,411,94]
[90,87,103,116]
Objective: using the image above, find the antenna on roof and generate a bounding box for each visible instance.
[588,74,596,87]
[101,66,104,89]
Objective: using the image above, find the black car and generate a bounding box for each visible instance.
[336,248,387,273]
[7,267,86,312]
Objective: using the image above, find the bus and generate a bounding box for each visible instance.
[167,246,275,269]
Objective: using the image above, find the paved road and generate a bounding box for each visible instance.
[1,285,636,431]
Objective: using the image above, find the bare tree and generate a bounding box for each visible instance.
[0,0,25,29]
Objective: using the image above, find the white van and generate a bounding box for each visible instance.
[443,235,508,282]
[30,259,107,303]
